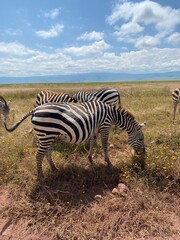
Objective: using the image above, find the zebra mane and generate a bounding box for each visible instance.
[118,107,135,120]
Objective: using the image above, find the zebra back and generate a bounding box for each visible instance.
[72,88,121,106]
[35,90,74,106]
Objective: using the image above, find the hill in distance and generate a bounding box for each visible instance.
[0,71,180,84]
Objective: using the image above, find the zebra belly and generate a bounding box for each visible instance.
[56,131,90,144]
[34,127,92,145]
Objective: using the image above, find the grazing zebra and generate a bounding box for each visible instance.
[35,90,74,106]
[172,88,180,120]
[0,96,10,120]
[3,100,145,179]
[72,88,121,106]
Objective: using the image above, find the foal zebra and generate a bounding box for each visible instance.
[72,88,121,106]
[35,90,74,106]
[172,88,180,120]
[3,101,145,179]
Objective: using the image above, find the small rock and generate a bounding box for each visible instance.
[109,144,114,149]
[118,183,129,193]
[94,194,102,200]
[112,184,129,196]
[112,188,119,195]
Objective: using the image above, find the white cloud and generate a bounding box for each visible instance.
[114,22,144,42]
[97,48,180,72]
[35,24,64,39]
[135,35,160,49]
[43,8,60,19]
[107,0,180,32]
[167,32,180,45]
[0,43,180,77]
[106,0,180,47]
[0,42,38,56]
[63,40,111,57]
[77,31,104,41]
[106,1,134,25]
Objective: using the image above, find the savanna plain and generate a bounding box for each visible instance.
[0,81,179,240]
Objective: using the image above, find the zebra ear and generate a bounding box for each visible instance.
[139,122,146,128]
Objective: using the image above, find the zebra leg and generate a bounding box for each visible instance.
[87,136,96,164]
[100,127,112,167]
[173,102,178,120]
[36,148,46,179]
[46,148,58,172]
[36,142,54,179]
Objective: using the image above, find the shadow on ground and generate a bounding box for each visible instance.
[30,164,121,207]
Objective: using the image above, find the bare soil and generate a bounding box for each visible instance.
[0,188,51,240]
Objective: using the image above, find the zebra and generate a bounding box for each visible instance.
[35,90,75,106]
[0,96,10,121]
[27,90,76,133]
[72,88,121,107]
[3,100,145,179]
[172,88,180,120]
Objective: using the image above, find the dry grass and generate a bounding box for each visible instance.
[0,81,180,240]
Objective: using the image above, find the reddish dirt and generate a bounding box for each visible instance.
[0,188,11,239]
[0,188,50,240]
[0,187,180,240]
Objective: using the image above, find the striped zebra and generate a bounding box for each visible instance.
[0,96,10,120]
[35,90,74,106]
[3,100,145,179]
[172,88,180,120]
[72,88,121,106]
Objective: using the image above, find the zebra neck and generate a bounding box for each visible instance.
[114,108,137,134]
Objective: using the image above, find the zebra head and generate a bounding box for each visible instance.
[114,107,146,155]
[128,123,146,155]
[0,96,10,120]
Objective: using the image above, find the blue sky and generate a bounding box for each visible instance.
[0,0,180,78]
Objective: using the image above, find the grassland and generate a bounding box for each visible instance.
[0,81,179,240]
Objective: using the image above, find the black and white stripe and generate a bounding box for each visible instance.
[72,88,121,106]
[172,88,180,120]
[4,101,145,179]
[35,90,74,106]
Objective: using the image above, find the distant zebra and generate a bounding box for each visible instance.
[72,88,121,106]
[35,90,74,106]
[172,88,180,120]
[3,101,145,179]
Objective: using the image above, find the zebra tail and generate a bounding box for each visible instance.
[4,110,34,132]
